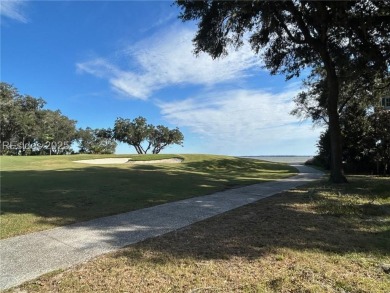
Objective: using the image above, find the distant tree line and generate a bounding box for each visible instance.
[0,82,184,155]
[0,82,77,155]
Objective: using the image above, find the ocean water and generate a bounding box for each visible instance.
[241,156,313,164]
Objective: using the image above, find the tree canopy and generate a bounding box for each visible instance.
[77,127,117,154]
[314,107,390,175]
[291,68,390,174]
[0,82,77,155]
[176,0,390,183]
[113,117,184,154]
[149,125,184,154]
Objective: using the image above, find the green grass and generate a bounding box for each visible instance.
[9,175,390,293]
[0,154,296,239]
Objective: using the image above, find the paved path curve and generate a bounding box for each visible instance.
[0,165,323,290]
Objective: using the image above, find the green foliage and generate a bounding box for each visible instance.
[77,128,117,154]
[292,69,390,175]
[36,110,78,155]
[114,116,184,154]
[149,126,184,154]
[1,83,44,154]
[113,117,153,154]
[369,109,390,174]
[315,130,332,170]
[0,82,77,155]
[315,109,390,175]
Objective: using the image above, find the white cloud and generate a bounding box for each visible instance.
[158,89,323,155]
[0,0,28,23]
[77,26,262,100]
[140,11,177,33]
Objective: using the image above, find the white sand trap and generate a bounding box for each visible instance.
[74,158,131,164]
[73,158,183,165]
[127,158,183,165]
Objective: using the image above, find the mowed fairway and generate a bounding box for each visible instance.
[0,154,296,239]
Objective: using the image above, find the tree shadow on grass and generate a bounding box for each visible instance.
[0,167,216,218]
[0,160,294,238]
[4,161,387,262]
[113,180,390,262]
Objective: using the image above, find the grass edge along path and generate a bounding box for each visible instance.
[8,175,390,293]
[1,154,296,239]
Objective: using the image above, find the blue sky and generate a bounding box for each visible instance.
[1,1,323,155]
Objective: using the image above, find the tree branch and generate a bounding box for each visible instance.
[286,2,322,50]
[273,13,306,44]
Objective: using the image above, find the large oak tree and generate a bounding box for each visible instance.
[77,127,117,154]
[176,0,390,183]
[0,82,77,155]
[113,116,184,154]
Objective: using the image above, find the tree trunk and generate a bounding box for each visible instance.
[134,144,142,154]
[326,68,348,183]
[144,142,152,154]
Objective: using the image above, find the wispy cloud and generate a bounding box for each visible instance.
[0,0,28,23]
[158,88,323,155]
[140,11,177,33]
[77,26,263,100]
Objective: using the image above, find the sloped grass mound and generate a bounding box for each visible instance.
[1,154,296,238]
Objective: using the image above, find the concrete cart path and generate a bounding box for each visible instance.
[0,165,323,290]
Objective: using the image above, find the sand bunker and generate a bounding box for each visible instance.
[73,158,182,165]
[73,158,131,164]
[128,158,183,165]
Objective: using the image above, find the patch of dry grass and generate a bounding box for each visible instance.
[9,176,390,293]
